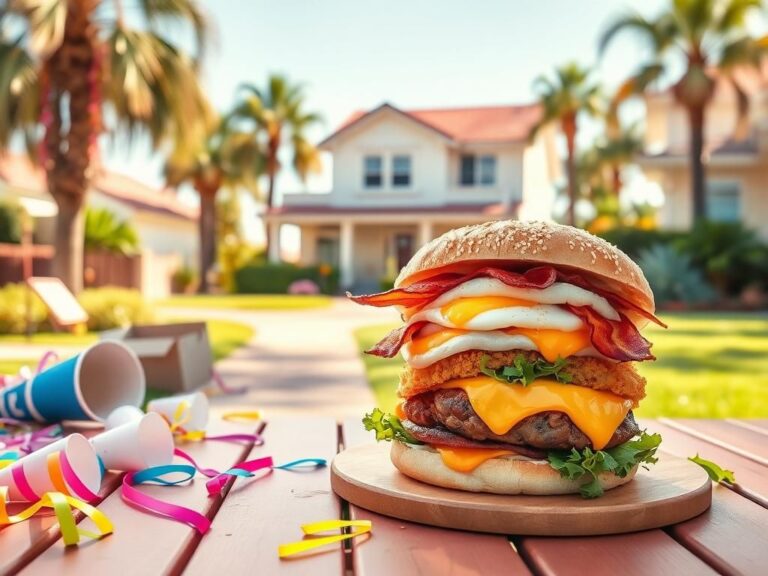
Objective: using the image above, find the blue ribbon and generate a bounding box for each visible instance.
[274,458,327,470]
[131,464,197,486]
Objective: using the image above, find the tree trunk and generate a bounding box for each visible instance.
[262,129,280,259]
[611,165,622,197]
[44,0,98,294]
[52,195,85,292]
[197,186,218,294]
[688,105,707,224]
[263,171,276,260]
[563,116,577,227]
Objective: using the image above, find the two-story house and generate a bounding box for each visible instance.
[265,102,560,290]
[638,73,768,238]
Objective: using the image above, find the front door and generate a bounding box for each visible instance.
[395,234,414,270]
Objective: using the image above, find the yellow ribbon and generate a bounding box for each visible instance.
[278,519,372,558]
[0,486,113,546]
[221,411,262,423]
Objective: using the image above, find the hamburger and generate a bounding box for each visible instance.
[352,220,663,498]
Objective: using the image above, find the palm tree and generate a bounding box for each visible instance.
[599,0,768,224]
[165,118,262,293]
[529,63,601,226]
[230,75,322,256]
[84,207,140,255]
[596,124,643,196]
[0,0,211,292]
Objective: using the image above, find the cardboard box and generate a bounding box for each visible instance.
[101,322,213,393]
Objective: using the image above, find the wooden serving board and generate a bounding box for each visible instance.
[331,443,712,536]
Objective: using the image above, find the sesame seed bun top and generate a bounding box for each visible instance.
[395,220,654,317]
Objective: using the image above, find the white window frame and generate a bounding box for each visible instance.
[705,180,741,222]
[459,153,497,187]
[363,155,383,188]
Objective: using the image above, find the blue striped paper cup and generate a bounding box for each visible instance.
[1,341,146,423]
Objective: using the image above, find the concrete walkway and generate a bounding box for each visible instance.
[163,298,399,420]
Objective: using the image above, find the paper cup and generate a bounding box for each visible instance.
[106,405,145,430]
[23,341,146,423]
[147,392,209,431]
[0,434,102,501]
[90,412,174,471]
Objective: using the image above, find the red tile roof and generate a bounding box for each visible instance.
[320,103,542,147]
[0,154,197,220]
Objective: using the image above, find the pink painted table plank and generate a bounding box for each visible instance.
[183,417,343,576]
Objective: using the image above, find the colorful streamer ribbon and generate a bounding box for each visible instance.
[221,411,262,423]
[164,403,263,445]
[211,369,246,395]
[0,487,113,546]
[122,464,212,534]
[278,520,372,558]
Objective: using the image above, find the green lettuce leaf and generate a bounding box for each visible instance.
[480,354,573,387]
[362,408,422,445]
[547,431,662,498]
[688,454,736,484]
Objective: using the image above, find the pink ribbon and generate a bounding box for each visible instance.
[122,468,211,534]
[59,450,100,503]
[211,369,246,395]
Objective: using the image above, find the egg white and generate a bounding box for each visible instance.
[408,304,584,331]
[419,278,620,321]
[402,328,605,368]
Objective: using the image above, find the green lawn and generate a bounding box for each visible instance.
[157,294,332,310]
[354,312,768,418]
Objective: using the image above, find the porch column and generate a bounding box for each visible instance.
[339,219,355,288]
[418,220,434,247]
[268,221,281,263]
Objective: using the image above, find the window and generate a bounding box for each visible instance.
[706,181,741,222]
[392,155,412,187]
[479,155,496,185]
[459,154,496,186]
[363,155,382,188]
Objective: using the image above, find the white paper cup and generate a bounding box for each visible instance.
[147,392,209,431]
[27,341,146,422]
[106,405,145,430]
[90,412,174,471]
[0,434,102,501]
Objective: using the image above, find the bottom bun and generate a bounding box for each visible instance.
[390,441,637,495]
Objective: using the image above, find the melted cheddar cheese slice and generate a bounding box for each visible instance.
[440,296,535,327]
[406,327,591,363]
[435,446,516,472]
[441,377,632,450]
[505,327,591,362]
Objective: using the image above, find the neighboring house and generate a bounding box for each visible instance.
[639,74,768,238]
[265,102,560,291]
[0,155,198,298]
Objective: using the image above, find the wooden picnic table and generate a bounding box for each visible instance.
[4,417,768,575]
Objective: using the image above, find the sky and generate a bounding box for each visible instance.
[100,0,758,243]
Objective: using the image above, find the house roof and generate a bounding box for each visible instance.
[319,102,542,148]
[267,202,517,218]
[0,154,198,220]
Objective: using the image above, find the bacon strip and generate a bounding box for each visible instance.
[402,421,546,459]
[366,321,429,358]
[556,270,667,328]
[563,305,655,362]
[348,266,557,309]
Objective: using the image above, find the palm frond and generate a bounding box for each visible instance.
[0,34,39,153]
[7,0,68,56]
[598,12,671,57]
[137,0,211,66]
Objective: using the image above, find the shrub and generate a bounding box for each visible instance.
[234,263,339,294]
[84,207,140,255]
[171,266,197,294]
[638,244,716,306]
[673,221,768,296]
[598,227,686,259]
[0,284,50,334]
[0,202,23,244]
[78,287,155,331]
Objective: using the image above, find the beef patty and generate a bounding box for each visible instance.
[403,388,639,450]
